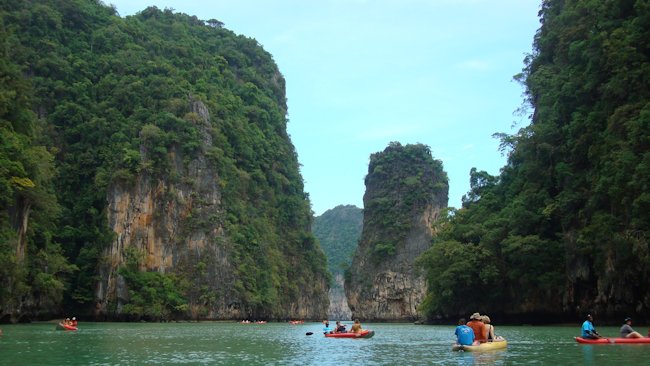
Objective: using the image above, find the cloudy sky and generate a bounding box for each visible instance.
[107,0,541,215]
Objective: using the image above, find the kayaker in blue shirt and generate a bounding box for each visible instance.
[581,314,602,339]
[455,318,475,346]
[322,320,333,334]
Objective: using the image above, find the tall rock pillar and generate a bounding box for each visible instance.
[345,142,448,321]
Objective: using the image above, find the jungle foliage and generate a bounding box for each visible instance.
[364,142,448,263]
[313,205,363,285]
[418,0,650,322]
[0,0,326,321]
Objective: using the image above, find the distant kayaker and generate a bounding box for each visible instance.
[581,314,602,339]
[467,313,486,342]
[322,320,333,334]
[454,318,474,346]
[620,317,643,338]
[350,319,362,334]
[71,317,78,327]
[333,321,347,333]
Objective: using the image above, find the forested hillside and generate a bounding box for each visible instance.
[313,205,362,319]
[313,205,362,279]
[418,0,650,324]
[0,0,328,322]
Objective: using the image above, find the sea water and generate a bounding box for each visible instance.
[1,322,648,365]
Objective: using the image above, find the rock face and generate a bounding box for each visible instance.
[345,143,448,321]
[328,274,352,320]
[95,97,328,320]
[0,2,330,323]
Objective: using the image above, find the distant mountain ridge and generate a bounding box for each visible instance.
[313,205,363,278]
[313,204,362,319]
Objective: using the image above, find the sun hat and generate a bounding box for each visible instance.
[470,312,481,320]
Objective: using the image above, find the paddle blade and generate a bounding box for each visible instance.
[306,332,313,336]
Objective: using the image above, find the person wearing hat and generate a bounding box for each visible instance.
[620,317,643,338]
[466,312,486,342]
[581,314,602,339]
[481,315,499,341]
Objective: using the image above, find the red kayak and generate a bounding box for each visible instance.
[575,337,650,344]
[56,323,78,331]
[325,330,374,338]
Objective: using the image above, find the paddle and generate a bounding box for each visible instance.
[305,332,313,336]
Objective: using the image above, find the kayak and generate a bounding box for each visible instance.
[56,323,78,331]
[325,330,374,339]
[452,339,507,351]
[575,337,650,344]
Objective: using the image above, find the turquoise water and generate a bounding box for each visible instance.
[1,322,649,365]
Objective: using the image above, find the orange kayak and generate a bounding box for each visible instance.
[325,330,374,338]
[575,337,650,344]
[56,323,78,331]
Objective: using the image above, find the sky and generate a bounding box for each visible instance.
[107,0,541,216]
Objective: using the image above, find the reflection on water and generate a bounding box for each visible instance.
[582,344,595,364]
[0,323,649,365]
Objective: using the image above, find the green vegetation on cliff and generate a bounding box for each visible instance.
[364,142,448,262]
[418,0,650,323]
[313,205,362,281]
[0,0,327,321]
[345,142,449,321]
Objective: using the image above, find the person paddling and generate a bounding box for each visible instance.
[333,320,346,333]
[581,314,602,339]
[481,315,502,341]
[455,318,474,346]
[620,317,643,338]
[350,319,363,334]
[322,320,333,334]
[467,313,486,343]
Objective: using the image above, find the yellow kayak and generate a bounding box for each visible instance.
[452,339,507,352]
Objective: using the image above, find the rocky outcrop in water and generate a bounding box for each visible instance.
[345,143,448,321]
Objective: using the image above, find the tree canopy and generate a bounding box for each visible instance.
[0,0,327,321]
[418,0,650,323]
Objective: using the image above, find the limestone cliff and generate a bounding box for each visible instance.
[0,1,330,323]
[328,273,352,320]
[96,96,328,320]
[345,142,448,321]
